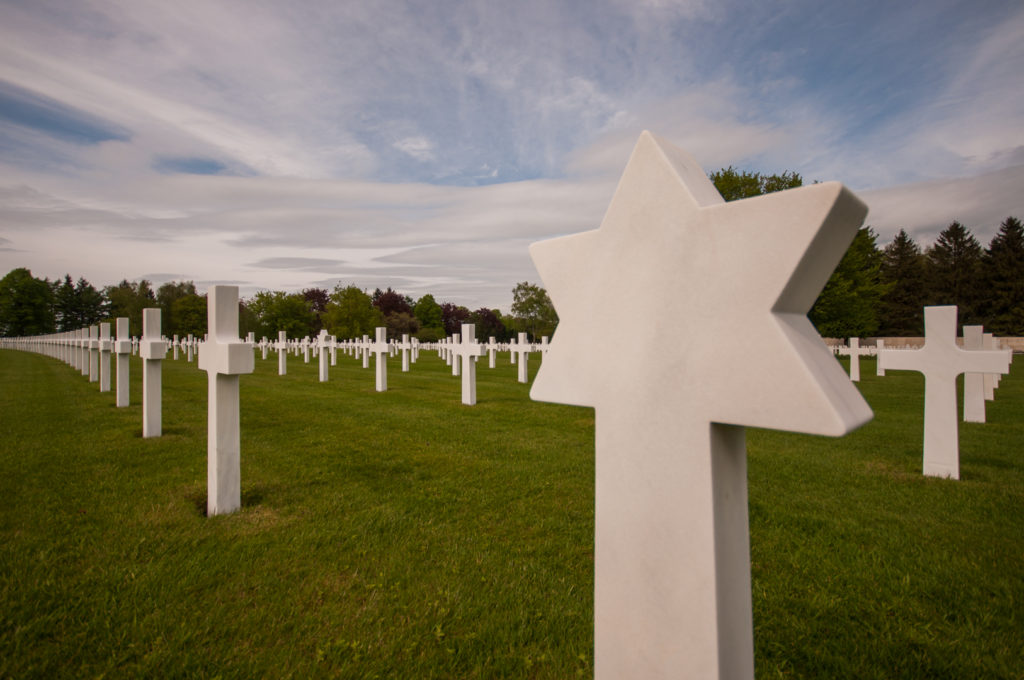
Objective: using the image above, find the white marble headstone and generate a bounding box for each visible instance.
[528,131,872,679]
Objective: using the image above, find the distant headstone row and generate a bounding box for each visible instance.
[830,307,1014,479]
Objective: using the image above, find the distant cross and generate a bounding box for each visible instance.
[361,334,371,369]
[139,308,166,438]
[879,306,1010,479]
[277,331,288,375]
[198,286,254,516]
[318,330,329,382]
[876,338,886,376]
[528,131,872,678]
[80,328,90,376]
[450,333,461,376]
[837,337,872,381]
[98,322,112,392]
[399,333,412,372]
[114,317,131,407]
[451,323,485,404]
[511,332,531,383]
[88,325,99,382]
[371,328,389,391]
[962,326,986,423]
[487,336,497,368]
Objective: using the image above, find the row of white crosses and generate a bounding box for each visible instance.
[878,306,1011,480]
[0,313,165,435]
[833,310,1013,480]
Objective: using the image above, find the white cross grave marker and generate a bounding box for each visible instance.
[512,332,530,383]
[451,323,485,405]
[371,327,389,391]
[99,322,112,392]
[318,330,329,382]
[399,333,412,372]
[487,336,497,368]
[198,286,254,516]
[876,338,885,376]
[837,337,871,382]
[879,306,1011,479]
[140,308,166,438]
[88,325,99,382]
[963,325,986,423]
[528,131,872,679]
[114,317,131,407]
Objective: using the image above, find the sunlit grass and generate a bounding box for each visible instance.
[0,348,1021,678]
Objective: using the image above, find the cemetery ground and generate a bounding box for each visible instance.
[1,349,1022,679]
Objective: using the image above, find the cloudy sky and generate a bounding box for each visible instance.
[1,0,1021,311]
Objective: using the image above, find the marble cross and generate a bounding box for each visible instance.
[962,326,986,423]
[876,338,886,376]
[88,325,99,383]
[370,328,389,391]
[98,322,112,392]
[511,332,531,383]
[114,317,131,407]
[318,330,330,382]
[79,328,89,377]
[139,308,166,438]
[173,334,180,360]
[528,131,872,679]
[399,333,412,372]
[487,336,498,368]
[837,337,872,382]
[451,323,485,405]
[277,331,288,375]
[450,333,461,376]
[198,286,254,516]
[879,306,1011,479]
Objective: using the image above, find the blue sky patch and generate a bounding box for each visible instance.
[152,156,230,175]
[0,81,130,145]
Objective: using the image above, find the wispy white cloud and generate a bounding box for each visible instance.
[0,0,1021,310]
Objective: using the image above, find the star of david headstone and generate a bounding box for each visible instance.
[529,131,873,679]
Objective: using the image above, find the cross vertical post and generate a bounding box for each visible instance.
[198,286,254,516]
[99,322,112,392]
[963,326,986,423]
[88,325,99,382]
[318,330,329,382]
[140,308,166,438]
[399,333,411,371]
[114,317,131,407]
[371,327,389,391]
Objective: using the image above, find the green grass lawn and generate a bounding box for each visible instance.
[1,348,1021,678]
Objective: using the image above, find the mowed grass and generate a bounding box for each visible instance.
[0,347,1021,678]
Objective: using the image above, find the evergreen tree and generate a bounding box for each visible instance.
[878,229,927,336]
[808,226,888,338]
[982,216,1024,334]
[925,221,984,325]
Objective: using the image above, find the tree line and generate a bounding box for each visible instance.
[0,271,558,343]
[711,167,1024,338]
[3,168,1021,340]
